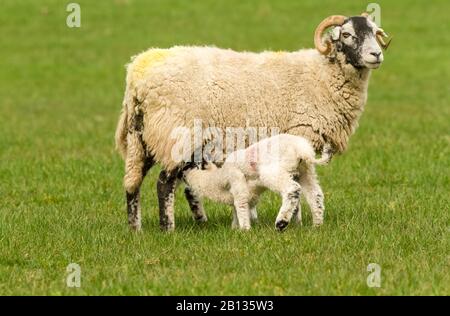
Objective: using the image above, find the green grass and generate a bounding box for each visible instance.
[0,0,449,295]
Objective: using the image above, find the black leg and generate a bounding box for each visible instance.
[184,186,207,222]
[124,155,154,231]
[126,190,141,229]
[157,170,178,231]
[292,174,302,224]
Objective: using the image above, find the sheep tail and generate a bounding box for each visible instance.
[115,103,128,159]
[312,143,333,166]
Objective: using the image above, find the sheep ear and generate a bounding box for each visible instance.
[330,26,341,41]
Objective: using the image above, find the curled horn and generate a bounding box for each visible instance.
[314,15,347,55]
[361,12,392,50]
[376,29,392,50]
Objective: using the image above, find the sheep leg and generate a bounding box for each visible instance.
[275,182,301,231]
[293,204,302,225]
[291,174,302,225]
[232,199,251,230]
[231,207,239,229]
[157,170,178,231]
[232,198,256,228]
[229,172,251,230]
[184,186,207,223]
[124,139,154,231]
[250,206,258,223]
[260,170,301,231]
[299,167,325,226]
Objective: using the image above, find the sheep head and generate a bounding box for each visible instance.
[314,13,392,69]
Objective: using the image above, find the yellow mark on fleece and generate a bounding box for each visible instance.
[268,51,286,60]
[131,49,171,81]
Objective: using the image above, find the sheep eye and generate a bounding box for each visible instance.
[342,32,352,39]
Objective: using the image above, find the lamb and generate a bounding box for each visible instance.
[182,134,333,231]
[115,13,391,231]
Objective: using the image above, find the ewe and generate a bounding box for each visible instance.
[115,13,390,231]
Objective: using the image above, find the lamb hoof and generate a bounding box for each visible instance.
[276,220,289,232]
[250,210,258,222]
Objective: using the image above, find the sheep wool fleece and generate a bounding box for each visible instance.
[116,46,370,175]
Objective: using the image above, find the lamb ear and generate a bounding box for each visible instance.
[330,26,341,41]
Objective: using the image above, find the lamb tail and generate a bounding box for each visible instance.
[313,143,333,165]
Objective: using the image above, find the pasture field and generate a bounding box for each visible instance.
[0,0,448,295]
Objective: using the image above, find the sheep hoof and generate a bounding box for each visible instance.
[129,225,142,232]
[276,220,289,232]
[128,220,142,232]
[160,223,175,232]
[194,215,208,223]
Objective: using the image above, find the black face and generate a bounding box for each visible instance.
[334,16,380,69]
[348,16,373,40]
